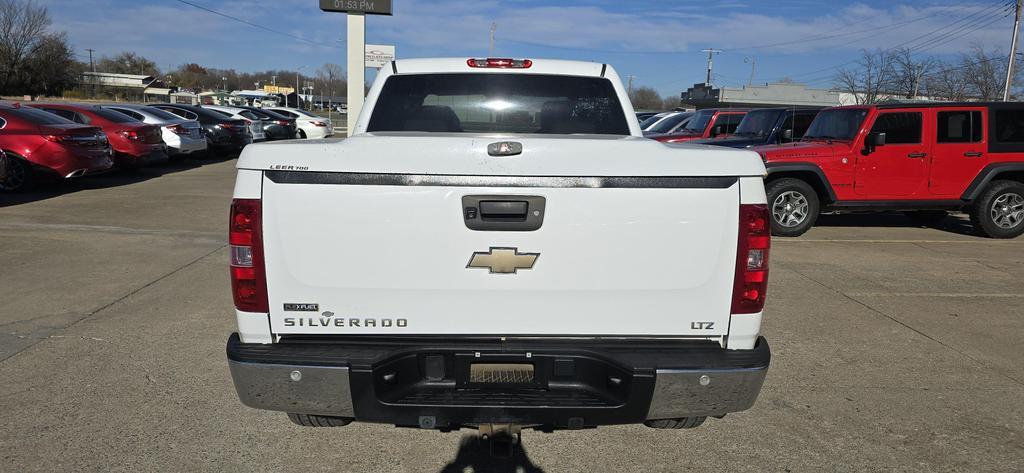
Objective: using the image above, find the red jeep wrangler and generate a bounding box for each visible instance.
[753,103,1024,238]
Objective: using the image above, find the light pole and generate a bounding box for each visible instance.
[296,65,308,109]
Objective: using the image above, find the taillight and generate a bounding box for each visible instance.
[274,120,289,126]
[310,121,327,127]
[467,58,533,68]
[44,134,68,143]
[731,204,770,314]
[167,124,188,135]
[229,199,268,312]
[117,130,141,140]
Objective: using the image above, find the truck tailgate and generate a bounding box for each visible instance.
[261,173,739,336]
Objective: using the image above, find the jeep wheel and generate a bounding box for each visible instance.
[0,155,34,192]
[766,178,820,237]
[287,413,353,427]
[644,417,707,429]
[970,180,1024,239]
[905,210,948,226]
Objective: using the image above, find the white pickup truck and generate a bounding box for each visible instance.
[226,58,771,436]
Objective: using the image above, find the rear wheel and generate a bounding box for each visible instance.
[905,210,948,226]
[297,129,307,139]
[0,155,34,192]
[287,413,353,427]
[970,180,1024,238]
[644,417,707,429]
[766,178,820,237]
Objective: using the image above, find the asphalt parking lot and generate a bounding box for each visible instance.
[1,159,1022,472]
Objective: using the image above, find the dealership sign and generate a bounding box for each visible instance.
[365,45,396,68]
[319,0,392,15]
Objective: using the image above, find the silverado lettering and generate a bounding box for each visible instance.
[283,317,407,327]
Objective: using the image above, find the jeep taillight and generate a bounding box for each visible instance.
[732,204,770,314]
[229,199,268,312]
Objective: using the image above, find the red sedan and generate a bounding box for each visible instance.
[648,109,748,143]
[28,103,167,169]
[0,102,113,192]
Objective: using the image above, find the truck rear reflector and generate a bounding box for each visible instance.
[732,204,770,314]
[230,199,268,313]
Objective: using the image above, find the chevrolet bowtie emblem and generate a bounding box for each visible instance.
[467,247,539,274]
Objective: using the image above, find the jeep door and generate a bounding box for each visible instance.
[928,107,986,197]
[854,109,930,198]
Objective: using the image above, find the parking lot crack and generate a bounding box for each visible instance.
[0,244,226,365]
[790,268,1024,388]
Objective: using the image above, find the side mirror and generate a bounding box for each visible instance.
[863,132,886,155]
[780,129,794,142]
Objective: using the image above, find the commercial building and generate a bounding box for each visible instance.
[680,82,841,109]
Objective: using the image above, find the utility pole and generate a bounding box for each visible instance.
[86,48,95,98]
[744,57,756,87]
[701,48,721,86]
[85,48,95,72]
[627,74,635,97]
[489,22,497,56]
[1004,0,1023,101]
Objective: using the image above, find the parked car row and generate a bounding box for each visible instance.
[0,100,334,192]
[649,103,1024,239]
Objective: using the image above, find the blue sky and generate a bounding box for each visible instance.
[41,0,1017,96]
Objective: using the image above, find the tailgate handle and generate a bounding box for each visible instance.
[463,195,545,231]
[479,200,528,220]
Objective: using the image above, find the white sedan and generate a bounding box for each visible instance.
[265,107,334,139]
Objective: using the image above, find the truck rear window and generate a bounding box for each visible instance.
[366,73,630,135]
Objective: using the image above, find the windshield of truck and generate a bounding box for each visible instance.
[647,112,692,134]
[803,109,869,141]
[733,109,781,137]
[367,73,630,135]
[681,109,714,133]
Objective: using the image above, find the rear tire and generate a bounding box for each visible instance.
[970,180,1024,239]
[0,155,35,192]
[287,413,353,427]
[297,129,307,139]
[644,417,707,429]
[766,178,820,237]
[905,210,948,226]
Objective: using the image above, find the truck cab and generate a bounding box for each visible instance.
[754,103,1024,238]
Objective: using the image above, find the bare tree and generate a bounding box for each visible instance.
[892,48,936,99]
[629,86,663,110]
[0,0,71,95]
[98,51,160,76]
[961,46,1007,100]
[24,31,76,95]
[316,63,346,100]
[833,49,897,104]
[925,62,970,101]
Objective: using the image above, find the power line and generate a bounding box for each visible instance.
[762,1,1012,83]
[170,0,342,49]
